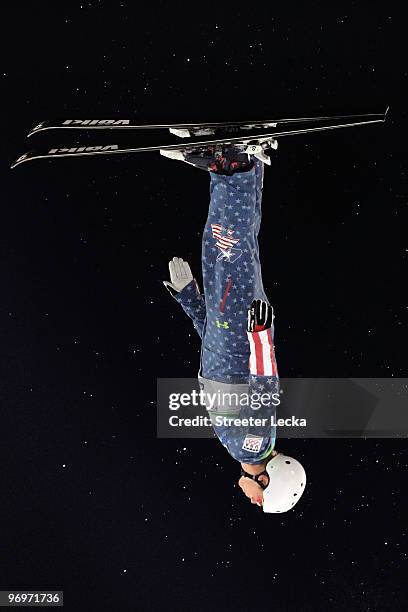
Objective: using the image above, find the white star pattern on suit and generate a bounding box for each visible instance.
[172,159,278,463]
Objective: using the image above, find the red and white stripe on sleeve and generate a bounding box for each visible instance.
[247,328,278,376]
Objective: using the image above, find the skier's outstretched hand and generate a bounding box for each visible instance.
[163,257,194,293]
[247,299,274,332]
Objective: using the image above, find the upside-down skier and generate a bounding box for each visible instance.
[161,144,306,513]
[10,111,388,511]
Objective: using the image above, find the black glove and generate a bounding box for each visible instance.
[247,299,273,332]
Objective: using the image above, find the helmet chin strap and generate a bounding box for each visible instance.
[240,468,270,490]
[240,451,278,490]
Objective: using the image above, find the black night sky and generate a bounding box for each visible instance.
[1,3,407,611]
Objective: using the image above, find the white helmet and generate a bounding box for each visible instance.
[262,453,306,513]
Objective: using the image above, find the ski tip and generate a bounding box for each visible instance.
[10,152,34,169]
[383,105,390,121]
[27,121,47,137]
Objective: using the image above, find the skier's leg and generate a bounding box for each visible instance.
[201,159,268,308]
[160,143,268,381]
[199,161,269,381]
[254,158,265,236]
[251,159,267,297]
[201,165,258,307]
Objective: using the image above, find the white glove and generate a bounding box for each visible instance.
[163,257,193,293]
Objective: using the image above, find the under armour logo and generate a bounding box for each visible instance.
[215,320,229,329]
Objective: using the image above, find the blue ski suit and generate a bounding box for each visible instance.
[169,159,279,464]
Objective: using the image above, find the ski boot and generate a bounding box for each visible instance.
[160,144,255,175]
[161,125,277,170]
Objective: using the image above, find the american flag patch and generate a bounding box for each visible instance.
[242,434,264,453]
[211,224,240,250]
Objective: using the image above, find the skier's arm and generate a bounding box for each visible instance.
[246,300,280,456]
[208,301,279,464]
[163,257,206,339]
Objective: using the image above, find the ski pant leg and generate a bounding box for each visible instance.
[200,165,268,381]
[254,158,264,237]
[252,159,266,296]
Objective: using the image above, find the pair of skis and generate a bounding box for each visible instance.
[11,108,389,169]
